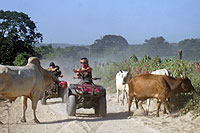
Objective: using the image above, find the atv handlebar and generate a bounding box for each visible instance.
[73,76,101,80]
[92,77,101,80]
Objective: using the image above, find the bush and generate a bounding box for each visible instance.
[13,52,30,66]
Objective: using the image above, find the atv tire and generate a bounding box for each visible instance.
[62,87,68,103]
[99,96,107,117]
[66,95,76,116]
[94,106,99,115]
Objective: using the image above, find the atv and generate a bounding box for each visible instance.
[41,81,68,105]
[65,76,107,117]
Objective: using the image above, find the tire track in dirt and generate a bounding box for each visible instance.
[1,93,200,133]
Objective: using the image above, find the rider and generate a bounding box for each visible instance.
[73,57,93,83]
[46,62,56,72]
[46,62,62,78]
[54,65,63,78]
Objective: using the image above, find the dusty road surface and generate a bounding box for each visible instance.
[1,93,200,133]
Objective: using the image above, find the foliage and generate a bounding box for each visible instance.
[0,10,42,43]
[13,52,30,66]
[0,10,42,65]
[143,36,172,57]
[93,55,200,115]
[91,35,128,49]
[39,36,200,66]
[178,39,200,60]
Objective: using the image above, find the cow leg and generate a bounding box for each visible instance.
[163,98,169,114]
[138,100,145,112]
[31,99,40,123]
[156,100,161,117]
[21,96,27,122]
[122,89,125,105]
[128,96,133,116]
[161,98,171,116]
[125,91,128,104]
[135,98,138,109]
[146,99,150,115]
[117,88,119,103]
[30,92,41,123]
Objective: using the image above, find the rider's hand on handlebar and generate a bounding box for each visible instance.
[73,69,78,73]
[73,75,80,79]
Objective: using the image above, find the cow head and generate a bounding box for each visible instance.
[44,70,60,92]
[121,71,132,85]
[180,76,196,93]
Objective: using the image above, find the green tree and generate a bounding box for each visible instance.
[143,36,172,57]
[178,39,200,60]
[0,10,42,65]
[34,44,55,59]
[13,52,31,66]
[91,35,128,49]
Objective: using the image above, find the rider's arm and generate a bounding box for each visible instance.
[78,67,92,73]
[73,67,92,73]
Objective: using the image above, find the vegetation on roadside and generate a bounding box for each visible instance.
[93,55,200,116]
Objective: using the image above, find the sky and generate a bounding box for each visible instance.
[1,0,200,45]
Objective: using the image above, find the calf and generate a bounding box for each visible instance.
[116,70,129,105]
[127,74,195,117]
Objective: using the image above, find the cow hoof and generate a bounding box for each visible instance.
[20,118,26,123]
[34,119,40,124]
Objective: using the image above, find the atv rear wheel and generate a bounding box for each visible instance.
[66,95,76,116]
[62,87,68,103]
[99,96,107,117]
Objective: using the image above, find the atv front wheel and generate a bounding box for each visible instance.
[94,106,99,115]
[99,96,107,117]
[62,87,68,103]
[66,95,76,116]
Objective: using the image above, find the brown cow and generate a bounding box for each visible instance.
[126,74,195,117]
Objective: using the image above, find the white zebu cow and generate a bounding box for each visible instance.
[144,69,173,114]
[151,68,173,77]
[0,57,59,123]
[116,70,129,105]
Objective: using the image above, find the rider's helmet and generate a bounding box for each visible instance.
[49,62,55,67]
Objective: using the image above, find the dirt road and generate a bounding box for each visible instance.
[1,93,200,133]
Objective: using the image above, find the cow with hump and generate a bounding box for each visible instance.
[126,74,195,117]
[0,57,59,123]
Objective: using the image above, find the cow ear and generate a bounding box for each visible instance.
[120,70,123,73]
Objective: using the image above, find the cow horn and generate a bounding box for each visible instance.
[180,73,186,79]
[120,70,123,73]
[183,73,186,78]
